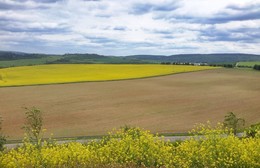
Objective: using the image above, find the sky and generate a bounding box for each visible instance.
[0,0,260,56]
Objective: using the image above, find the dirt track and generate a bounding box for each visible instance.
[1,68,260,139]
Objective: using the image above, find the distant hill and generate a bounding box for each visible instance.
[50,53,155,64]
[127,53,260,63]
[0,51,155,68]
[1,51,260,68]
[0,51,46,61]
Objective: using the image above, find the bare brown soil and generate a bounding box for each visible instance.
[1,68,259,140]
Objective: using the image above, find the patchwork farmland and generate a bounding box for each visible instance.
[0,67,259,140]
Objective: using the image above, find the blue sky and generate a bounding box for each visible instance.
[0,0,259,55]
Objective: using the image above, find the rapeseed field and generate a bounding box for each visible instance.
[0,64,216,87]
[0,125,259,168]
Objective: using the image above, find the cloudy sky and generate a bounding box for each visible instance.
[0,0,260,55]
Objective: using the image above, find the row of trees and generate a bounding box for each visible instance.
[237,64,260,71]
[160,62,237,68]
[161,62,208,66]
[161,62,260,70]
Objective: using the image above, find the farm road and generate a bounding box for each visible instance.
[3,136,200,149]
[4,133,244,149]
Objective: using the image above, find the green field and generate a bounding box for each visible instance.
[0,56,61,68]
[237,61,260,67]
[0,64,215,87]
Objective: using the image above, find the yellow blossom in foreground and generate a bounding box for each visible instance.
[0,125,259,167]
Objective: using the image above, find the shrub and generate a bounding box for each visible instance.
[223,112,245,135]
[0,116,6,151]
[22,107,45,148]
[245,123,260,138]
[253,64,260,70]
[174,122,260,168]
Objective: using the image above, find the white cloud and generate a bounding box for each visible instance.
[0,0,259,55]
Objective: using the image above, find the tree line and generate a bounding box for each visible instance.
[161,62,235,68]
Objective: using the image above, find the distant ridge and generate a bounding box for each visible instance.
[1,51,260,66]
[127,53,260,63]
[0,51,49,61]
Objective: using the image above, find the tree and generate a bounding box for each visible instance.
[22,107,44,148]
[253,64,260,71]
[245,123,260,138]
[223,112,245,135]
